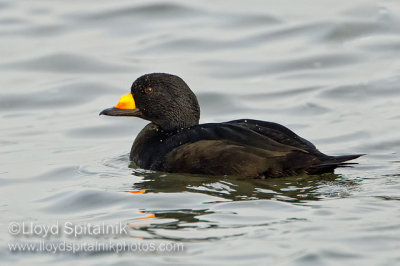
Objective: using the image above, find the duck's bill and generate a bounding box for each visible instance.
[99,107,142,116]
[99,93,142,116]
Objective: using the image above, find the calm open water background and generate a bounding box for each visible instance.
[1,0,400,265]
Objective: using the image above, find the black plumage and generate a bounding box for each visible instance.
[100,73,362,178]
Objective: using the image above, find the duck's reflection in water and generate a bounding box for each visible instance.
[129,165,358,202]
[126,164,361,241]
[125,167,358,241]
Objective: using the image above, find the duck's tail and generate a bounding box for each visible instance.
[308,154,365,174]
[329,154,365,163]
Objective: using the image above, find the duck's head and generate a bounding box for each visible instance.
[100,73,200,131]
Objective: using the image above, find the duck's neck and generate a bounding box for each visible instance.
[153,111,200,132]
[157,120,198,132]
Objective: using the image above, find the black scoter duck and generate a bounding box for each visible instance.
[100,73,362,178]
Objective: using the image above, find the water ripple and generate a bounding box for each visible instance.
[1,53,133,73]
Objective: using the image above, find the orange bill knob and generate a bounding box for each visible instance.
[115,93,136,109]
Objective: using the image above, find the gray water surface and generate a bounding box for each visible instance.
[1,0,400,265]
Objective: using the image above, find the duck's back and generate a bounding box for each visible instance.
[227,119,318,151]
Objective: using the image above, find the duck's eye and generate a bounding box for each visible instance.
[144,87,153,94]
